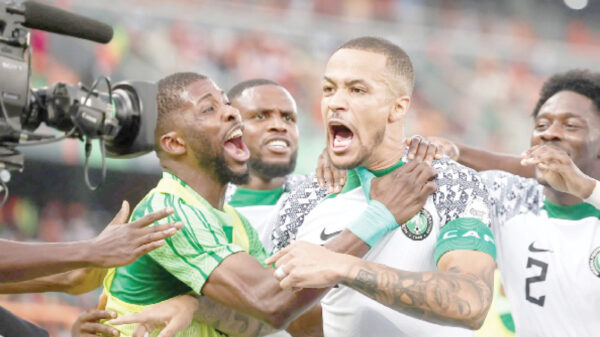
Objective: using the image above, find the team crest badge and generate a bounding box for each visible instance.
[401,209,433,240]
[589,247,600,278]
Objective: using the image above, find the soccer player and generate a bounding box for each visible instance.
[101,72,433,337]
[225,78,328,337]
[411,70,600,336]
[266,36,496,337]
[225,79,312,254]
[276,70,600,336]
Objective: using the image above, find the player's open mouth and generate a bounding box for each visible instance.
[329,121,354,154]
[224,126,250,162]
[264,137,290,154]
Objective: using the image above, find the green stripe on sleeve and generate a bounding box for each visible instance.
[434,217,496,264]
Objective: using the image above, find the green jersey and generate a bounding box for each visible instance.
[104,172,268,337]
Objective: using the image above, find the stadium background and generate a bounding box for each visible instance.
[1,0,599,335]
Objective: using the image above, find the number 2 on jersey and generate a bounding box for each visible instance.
[525,257,548,307]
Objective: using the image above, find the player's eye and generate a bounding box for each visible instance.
[202,106,215,114]
[322,85,334,95]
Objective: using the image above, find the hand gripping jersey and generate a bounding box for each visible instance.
[103,172,269,337]
[481,170,600,337]
[276,158,496,337]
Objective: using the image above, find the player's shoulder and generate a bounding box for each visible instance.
[431,157,485,187]
[429,157,491,224]
[479,169,541,192]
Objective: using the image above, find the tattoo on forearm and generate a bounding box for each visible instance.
[250,322,265,337]
[345,263,493,328]
[234,312,250,332]
[196,296,276,336]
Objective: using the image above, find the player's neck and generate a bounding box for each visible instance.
[364,145,404,171]
[163,161,227,210]
[364,127,405,171]
[240,173,285,191]
[544,187,584,206]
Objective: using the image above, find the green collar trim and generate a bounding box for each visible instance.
[325,160,404,200]
[370,160,405,177]
[542,199,600,220]
[325,169,361,199]
[358,159,405,199]
[228,187,284,207]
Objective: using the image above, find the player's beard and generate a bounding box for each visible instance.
[249,150,297,180]
[189,132,249,186]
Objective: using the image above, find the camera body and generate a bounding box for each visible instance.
[0,1,158,174]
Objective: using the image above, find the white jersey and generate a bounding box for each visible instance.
[227,175,317,253]
[227,175,323,337]
[283,158,495,337]
[481,170,600,337]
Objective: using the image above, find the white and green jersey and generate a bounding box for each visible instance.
[481,170,600,337]
[227,175,319,253]
[278,158,496,337]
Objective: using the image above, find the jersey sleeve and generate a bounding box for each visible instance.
[141,193,244,295]
[272,174,327,252]
[478,170,544,227]
[431,158,496,264]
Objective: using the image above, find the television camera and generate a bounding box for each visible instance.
[0,1,158,202]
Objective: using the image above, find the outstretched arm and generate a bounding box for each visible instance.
[0,267,107,295]
[457,143,534,178]
[0,201,181,283]
[409,136,535,178]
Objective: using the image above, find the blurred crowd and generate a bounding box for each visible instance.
[3,0,600,335]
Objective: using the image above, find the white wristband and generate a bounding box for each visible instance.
[584,180,600,209]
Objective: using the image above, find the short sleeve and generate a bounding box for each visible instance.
[432,158,492,227]
[478,170,544,226]
[145,194,243,295]
[431,159,496,263]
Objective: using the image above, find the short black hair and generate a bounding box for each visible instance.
[337,36,414,94]
[155,72,208,152]
[533,69,600,117]
[227,78,283,102]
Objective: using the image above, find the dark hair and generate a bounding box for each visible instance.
[155,72,207,152]
[227,78,283,102]
[533,69,600,117]
[337,36,414,94]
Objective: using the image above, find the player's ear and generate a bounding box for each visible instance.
[160,131,186,155]
[389,95,410,123]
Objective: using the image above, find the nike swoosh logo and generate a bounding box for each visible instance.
[528,242,552,253]
[320,228,342,241]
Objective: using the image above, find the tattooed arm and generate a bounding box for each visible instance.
[343,249,494,330]
[270,243,494,330]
